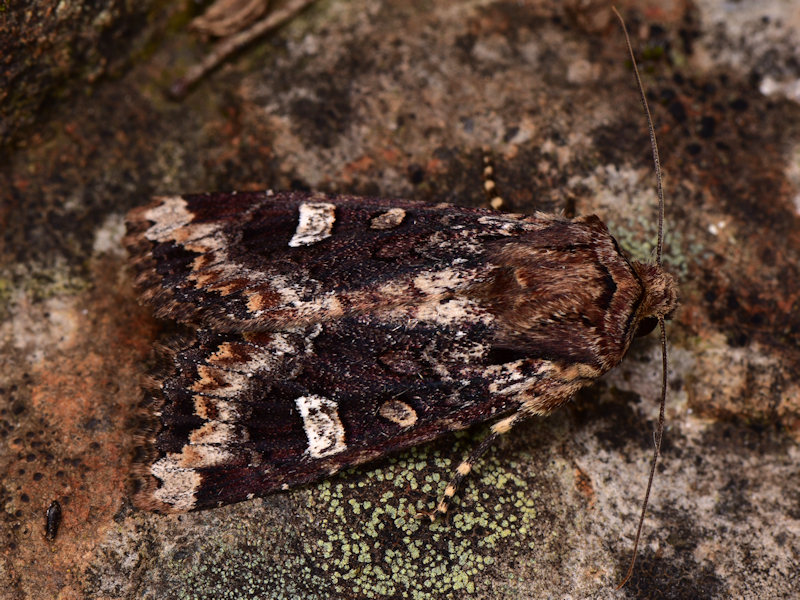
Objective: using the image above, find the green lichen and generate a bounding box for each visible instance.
[167,434,542,599]
[606,215,689,278]
[1,262,90,307]
[0,277,12,318]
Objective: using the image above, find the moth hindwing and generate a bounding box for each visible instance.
[125,191,677,513]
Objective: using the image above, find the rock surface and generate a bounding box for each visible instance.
[2,0,799,598]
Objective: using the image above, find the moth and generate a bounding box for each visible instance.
[126,187,677,509]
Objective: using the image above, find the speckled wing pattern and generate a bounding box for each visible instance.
[125,191,675,512]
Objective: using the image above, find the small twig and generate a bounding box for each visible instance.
[169,0,318,99]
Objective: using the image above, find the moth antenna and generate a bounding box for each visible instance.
[611,6,669,589]
[611,6,664,267]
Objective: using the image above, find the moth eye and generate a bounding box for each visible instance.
[635,317,658,337]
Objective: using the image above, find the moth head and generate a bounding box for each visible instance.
[633,262,678,328]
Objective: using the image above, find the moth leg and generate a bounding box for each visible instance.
[420,411,524,522]
[482,151,505,210]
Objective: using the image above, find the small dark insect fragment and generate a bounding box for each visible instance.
[45,500,62,541]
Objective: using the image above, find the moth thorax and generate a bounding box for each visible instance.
[634,262,679,319]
